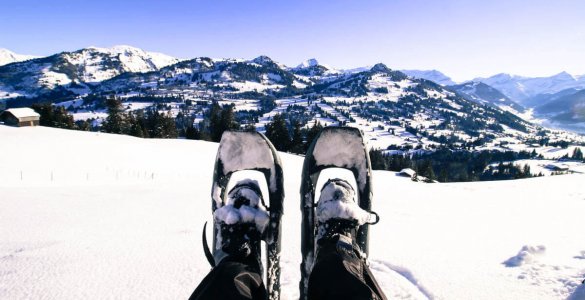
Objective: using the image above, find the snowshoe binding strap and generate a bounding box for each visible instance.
[202,222,215,267]
[227,181,267,209]
[319,178,356,197]
[366,211,380,225]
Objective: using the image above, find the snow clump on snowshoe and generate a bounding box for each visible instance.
[317,178,375,226]
[213,180,269,261]
[214,179,270,233]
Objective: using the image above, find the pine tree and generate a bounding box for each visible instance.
[305,121,323,151]
[522,164,531,177]
[439,168,449,182]
[209,102,223,142]
[145,110,177,138]
[369,149,387,170]
[572,147,583,161]
[208,103,239,142]
[185,125,200,140]
[531,149,537,158]
[243,123,256,132]
[127,112,145,138]
[159,111,178,138]
[423,160,436,181]
[52,106,75,129]
[102,98,125,134]
[219,104,239,133]
[289,121,305,154]
[265,114,290,152]
[76,120,91,131]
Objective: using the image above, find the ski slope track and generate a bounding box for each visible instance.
[1,125,584,300]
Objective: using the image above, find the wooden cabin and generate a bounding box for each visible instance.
[0,108,40,127]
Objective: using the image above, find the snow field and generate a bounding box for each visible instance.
[486,159,585,176]
[1,125,585,299]
[371,172,585,299]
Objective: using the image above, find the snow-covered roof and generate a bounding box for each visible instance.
[4,108,40,118]
[399,168,417,177]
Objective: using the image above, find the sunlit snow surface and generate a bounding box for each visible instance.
[1,125,584,300]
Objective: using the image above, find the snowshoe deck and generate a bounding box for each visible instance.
[299,127,374,300]
[207,131,284,300]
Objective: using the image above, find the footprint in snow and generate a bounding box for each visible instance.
[369,259,435,300]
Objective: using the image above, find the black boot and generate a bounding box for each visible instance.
[309,178,387,300]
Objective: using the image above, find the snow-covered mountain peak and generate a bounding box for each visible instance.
[251,55,275,65]
[482,73,515,82]
[0,48,13,55]
[550,71,577,81]
[297,58,319,68]
[289,58,337,77]
[110,45,144,52]
[58,46,178,81]
[0,48,39,66]
[80,45,179,70]
[0,45,183,97]
[449,80,526,113]
[87,45,142,53]
[475,71,585,102]
[401,69,456,86]
[370,63,391,73]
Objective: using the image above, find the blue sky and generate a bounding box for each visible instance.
[1,0,584,81]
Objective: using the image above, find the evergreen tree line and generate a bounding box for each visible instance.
[31,98,326,150]
[31,103,91,130]
[482,162,538,181]
[101,98,178,138]
[369,148,544,182]
[563,147,584,161]
[183,102,240,142]
[264,114,324,155]
[184,104,324,155]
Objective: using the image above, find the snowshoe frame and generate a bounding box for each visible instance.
[299,127,374,300]
[210,131,284,300]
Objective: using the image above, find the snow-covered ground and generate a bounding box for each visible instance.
[1,125,584,300]
[487,159,585,176]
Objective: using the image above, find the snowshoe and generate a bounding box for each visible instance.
[299,127,379,300]
[202,131,284,300]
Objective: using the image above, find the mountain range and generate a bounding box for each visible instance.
[472,73,585,131]
[448,81,525,113]
[1,46,584,133]
[473,72,585,102]
[396,69,585,132]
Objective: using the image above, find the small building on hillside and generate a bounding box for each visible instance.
[398,168,417,178]
[0,108,40,127]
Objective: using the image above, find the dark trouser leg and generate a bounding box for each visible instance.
[189,257,267,300]
[308,240,387,300]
